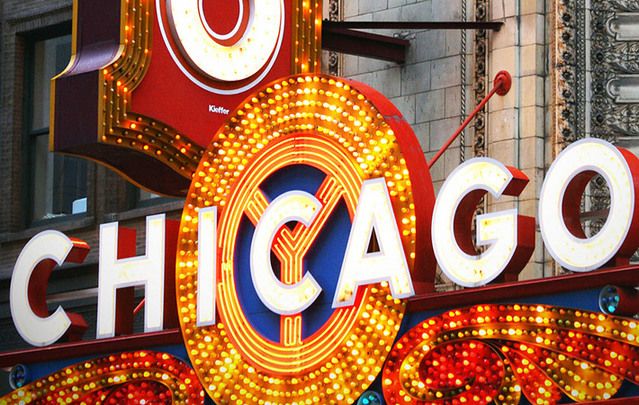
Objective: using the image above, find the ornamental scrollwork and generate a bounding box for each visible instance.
[591,1,639,141]
[554,0,639,251]
[383,304,639,404]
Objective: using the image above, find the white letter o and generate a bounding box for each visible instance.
[539,138,639,271]
[166,0,284,82]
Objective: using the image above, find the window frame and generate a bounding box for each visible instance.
[22,22,91,228]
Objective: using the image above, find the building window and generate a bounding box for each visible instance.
[138,189,160,203]
[27,33,88,222]
[128,183,182,210]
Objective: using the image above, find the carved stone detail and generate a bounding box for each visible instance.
[590,2,639,247]
[591,1,639,141]
[553,0,584,148]
[328,0,340,75]
[553,0,639,262]
[554,0,639,143]
[473,0,488,159]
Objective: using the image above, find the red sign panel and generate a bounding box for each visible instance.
[51,0,321,195]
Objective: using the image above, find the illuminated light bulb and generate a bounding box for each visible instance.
[1,351,203,403]
[171,74,420,404]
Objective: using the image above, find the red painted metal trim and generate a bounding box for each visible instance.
[0,329,183,368]
[408,264,639,312]
[3,267,639,368]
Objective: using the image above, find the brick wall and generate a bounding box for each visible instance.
[0,0,184,351]
[0,0,188,275]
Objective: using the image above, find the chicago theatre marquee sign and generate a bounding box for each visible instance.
[3,1,639,404]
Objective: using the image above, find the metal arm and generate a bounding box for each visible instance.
[428,70,512,168]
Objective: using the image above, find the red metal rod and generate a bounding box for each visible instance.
[0,329,183,368]
[133,298,145,315]
[428,70,512,168]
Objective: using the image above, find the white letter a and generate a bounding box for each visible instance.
[332,178,414,308]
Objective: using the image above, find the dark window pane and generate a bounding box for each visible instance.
[31,35,70,131]
[32,134,52,219]
[52,154,88,215]
[29,33,87,222]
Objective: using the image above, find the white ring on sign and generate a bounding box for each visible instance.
[157,0,285,95]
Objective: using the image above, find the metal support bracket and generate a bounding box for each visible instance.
[321,20,503,64]
[322,25,410,63]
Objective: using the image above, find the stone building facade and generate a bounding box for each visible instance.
[336,0,554,283]
[0,0,636,392]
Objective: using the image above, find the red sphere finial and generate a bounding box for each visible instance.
[494,70,512,96]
